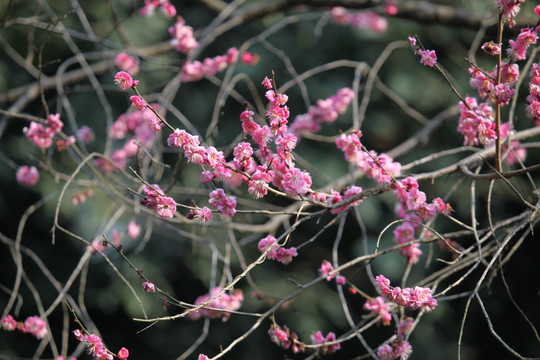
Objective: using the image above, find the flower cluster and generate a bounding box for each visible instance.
[23,113,64,149]
[1,315,48,339]
[186,287,244,321]
[181,47,241,82]
[325,185,363,214]
[335,130,401,184]
[77,125,95,144]
[141,184,177,219]
[115,52,139,75]
[468,62,518,105]
[319,260,346,285]
[140,0,176,18]
[407,36,437,67]
[508,27,538,61]
[73,329,129,360]
[16,165,39,187]
[457,97,496,146]
[209,188,237,217]
[391,177,452,221]
[392,221,423,264]
[258,235,298,265]
[268,323,305,354]
[526,63,540,126]
[99,105,158,172]
[186,206,213,222]
[375,275,438,311]
[363,296,392,325]
[311,330,341,355]
[496,0,524,18]
[376,317,415,360]
[331,7,388,33]
[169,16,198,54]
[288,88,354,137]
[377,340,413,360]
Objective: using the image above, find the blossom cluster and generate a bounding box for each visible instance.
[16,165,39,187]
[376,317,415,360]
[141,184,177,219]
[311,330,341,355]
[140,0,176,18]
[468,62,518,105]
[526,63,540,126]
[331,7,388,33]
[258,235,298,265]
[169,16,199,54]
[407,36,437,67]
[1,315,47,339]
[375,275,438,311]
[24,113,64,150]
[268,323,305,354]
[288,87,354,136]
[319,260,346,285]
[363,296,392,325]
[73,329,129,360]
[115,52,139,75]
[336,130,401,184]
[186,287,244,321]
[181,47,240,82]
[99,104,159,172]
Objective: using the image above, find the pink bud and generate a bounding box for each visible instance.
[117,347,129,359]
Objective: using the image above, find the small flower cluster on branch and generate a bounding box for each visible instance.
[1,315,47,339]
[376,275,437,312]
[186,287,244,321]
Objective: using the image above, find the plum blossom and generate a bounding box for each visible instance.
[16,165,39,187]
[115,52,139,75]
[375,274,438,311]
[417,49,437,67]
[311,330,340,355]
[114,71,134,89]
[23,316,47,339]
[258,235,297,265]
[142,280,156,293]
[186,287,244,321]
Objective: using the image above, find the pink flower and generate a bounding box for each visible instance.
[209,188,236,217]
[117,347,129,359]
[418,49,437,67]
[142,280,156,293]
[186,206,213,222]
[407,35,416,47]
[187,287,244,321]
[16,165,39,187]
[23,316,47,339]
[311,330,340,355]
[56,136,76,152]
[536,5,540,16]
[481,41,501,55]
[375,275,438,311]
[73,329,84,341]
[1,315,17,331]
[77,125,95,144]
[114,71,134,89]
[155,196,176,219]
[23,121,55,149]
[198,355,210,360]
[261,76,273,89]
[115,52,139,75]
[130,96,146,110]
[241,52,259,65]
[169,17,199,54]
[127,220,141,239]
